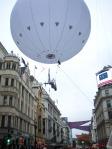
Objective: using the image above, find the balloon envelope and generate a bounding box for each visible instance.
[10,0,91,64]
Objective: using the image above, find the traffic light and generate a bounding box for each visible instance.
[3,134,12,145]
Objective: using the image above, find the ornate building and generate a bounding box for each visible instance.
[42,88,62,144]
[91,109,97,144]
[94,66,112,147]
[94,85,112,145]
[32,82,64,145]
[0,43,37,147]
[0,42,71,148]
[0,42,8,59]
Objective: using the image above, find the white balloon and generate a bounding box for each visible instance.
[10,0,91,64]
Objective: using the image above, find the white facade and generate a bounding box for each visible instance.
[0,50,37,145]
[91,109,97,143]
[94,85,112,144]
[0,42,8,59]
[61,117,72,146]
[0,42,70,147]
[42,88,62,143]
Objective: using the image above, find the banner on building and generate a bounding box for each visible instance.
[96,68,112,88]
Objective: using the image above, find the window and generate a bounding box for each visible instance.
[12,63,16,70]
[15,116,18,129]
[105,89,109,95]
[20,118,22,130]
[0,75,1,84]
[53,122,55,135]
[5,78,9,86]
[108,111,112,119]
[24,121,26,132]
[107,100,111,108]
[8,116,11,127]
[22,86,24,97]
[19,83,21,93]
[17,117,18,129]
[57,125,59,136]
[3,96,7,105]
[11,79,14,87]
[27,123,29,133]
[9,96,13,106]
[28,107,30,116]
[6,63,11,69]
[0,62,2,69]
[38,116,41,132]
[43,118,45,134]
[1,115,5,127]
[21,101,23,112]
[32,110,33,118]
[48,104,52,114]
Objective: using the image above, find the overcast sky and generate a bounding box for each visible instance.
[0,0,112,137]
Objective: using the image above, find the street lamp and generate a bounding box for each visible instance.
[82,141,85,148]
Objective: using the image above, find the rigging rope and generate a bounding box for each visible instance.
[57,65,93,105]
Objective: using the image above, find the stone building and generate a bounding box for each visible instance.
[0,42,71,148]
[0,45,37,147]
[32,81,45,144]
[61,117,72,146]
[94,85,112,145]
[91,109,97,143]
[42,88,62,143]
[0,42,8,59]
[32,81,72,147]
[94,66,112,147]
[32,82,64,144]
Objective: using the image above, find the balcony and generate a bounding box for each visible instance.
[0,86,18,94]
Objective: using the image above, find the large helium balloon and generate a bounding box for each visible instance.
[10,0,91,64]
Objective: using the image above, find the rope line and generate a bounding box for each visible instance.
[58,65,93,105]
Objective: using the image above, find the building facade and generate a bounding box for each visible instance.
[0,42,8,59]
[91,109,97,143]
[0,42,71,148]
[94,73,112,147]
[61,117,72,146]
[32,82,45,145]
[94,66,112,147]
[0,51,37,147]
[30,77,72,147]
[42,87,62,144]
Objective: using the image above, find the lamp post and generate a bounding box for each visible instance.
[82,141,85,149]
